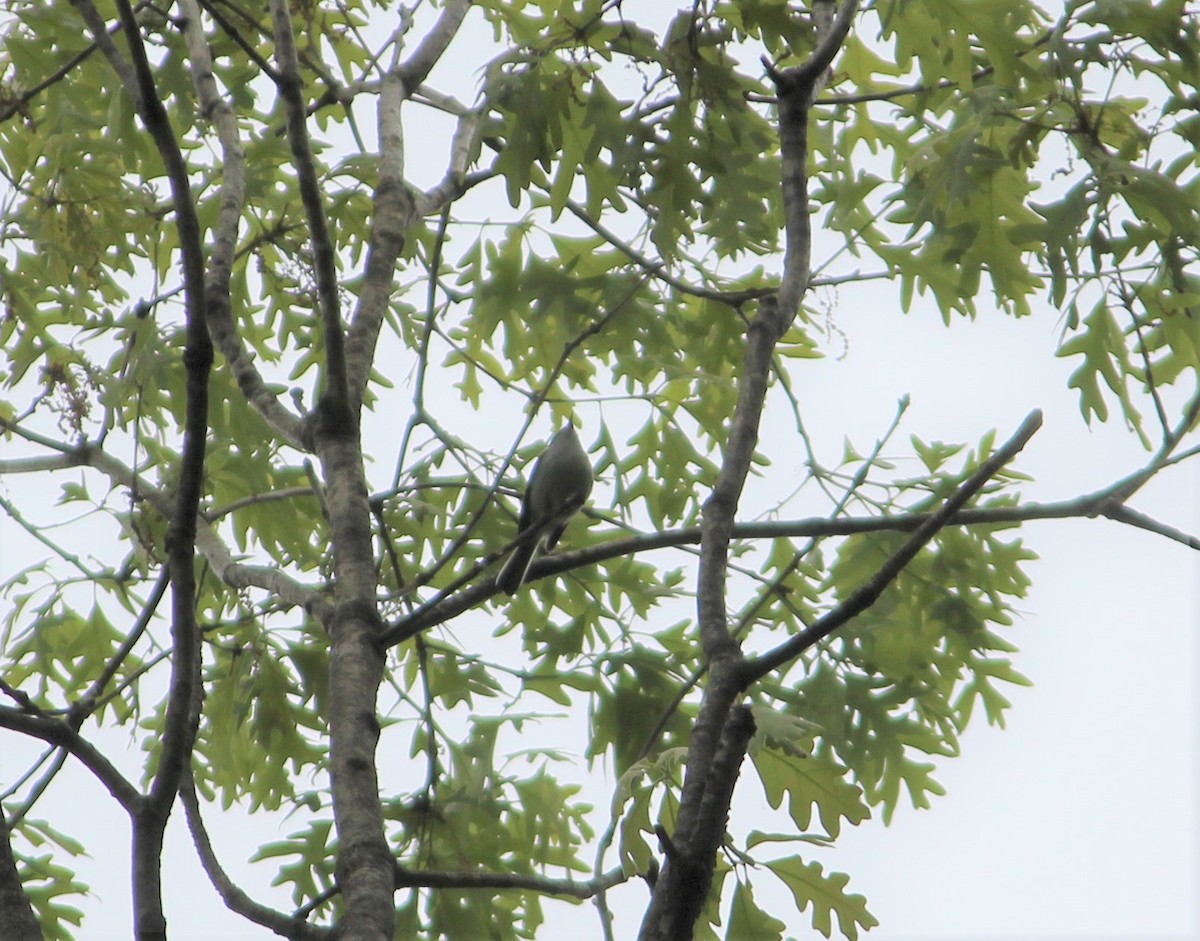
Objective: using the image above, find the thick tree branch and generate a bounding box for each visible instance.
[73,1,215,935]
[396,0,470,91]
[798,0,859,87]
[344,69,416,414]
[316,479,393,941]
[344,0,471,409]
[0,814,41,940]
[179,0,306,449]
[276,14,404,923]
[648,705,755,941]
[0,709,142,812]
[764,0,859,315]
[639,8,859,939]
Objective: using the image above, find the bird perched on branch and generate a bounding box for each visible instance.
[496,421,593,595]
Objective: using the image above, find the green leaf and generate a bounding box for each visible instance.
[752,742,871,839]
[768,856,878,941]
[727,879,787,941]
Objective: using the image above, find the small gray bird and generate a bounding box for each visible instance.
[496,421,593,595]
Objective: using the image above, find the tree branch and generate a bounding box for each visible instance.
[412,109,490,217]
[396,0,470,92]
[0,492,103,580]
[73,0,215,933]
[344,0,470,410]
[268,0,350,428]
[179,774,334,940]
[281,14,404,918]
[69,569,171,728]
[198,0,280,80]
[0,2,155,124]
[373,449,1197,650]
[0,708,142,812]
[562,196,766,306]
[654,705,755,940]
[0,813,41,940]
[394,863,629,899]
[639,7,859,939]
[742,409,1044,683]
[0,424,333,625]
[1100,502,1200,550]
[67,0,139,99]
[180,0,307,449]
[343,69,416,415]
[3,746,70,829]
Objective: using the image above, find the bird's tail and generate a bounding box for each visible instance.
[496,539,538,595]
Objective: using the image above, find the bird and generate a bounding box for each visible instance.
[496,421,594,595]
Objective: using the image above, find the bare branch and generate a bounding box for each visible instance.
[202,486,319,523]
[179,774,334,940]
[198,0,279,80]
[396,0,471,92]
[0,708,142,812]
[1101,502,1200,550]
[395,863,629,899]
[0,492,103,580]
[344,67,417,412]
[69,570,171,728]
[562,197,767,306]
[3,744,69,829]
